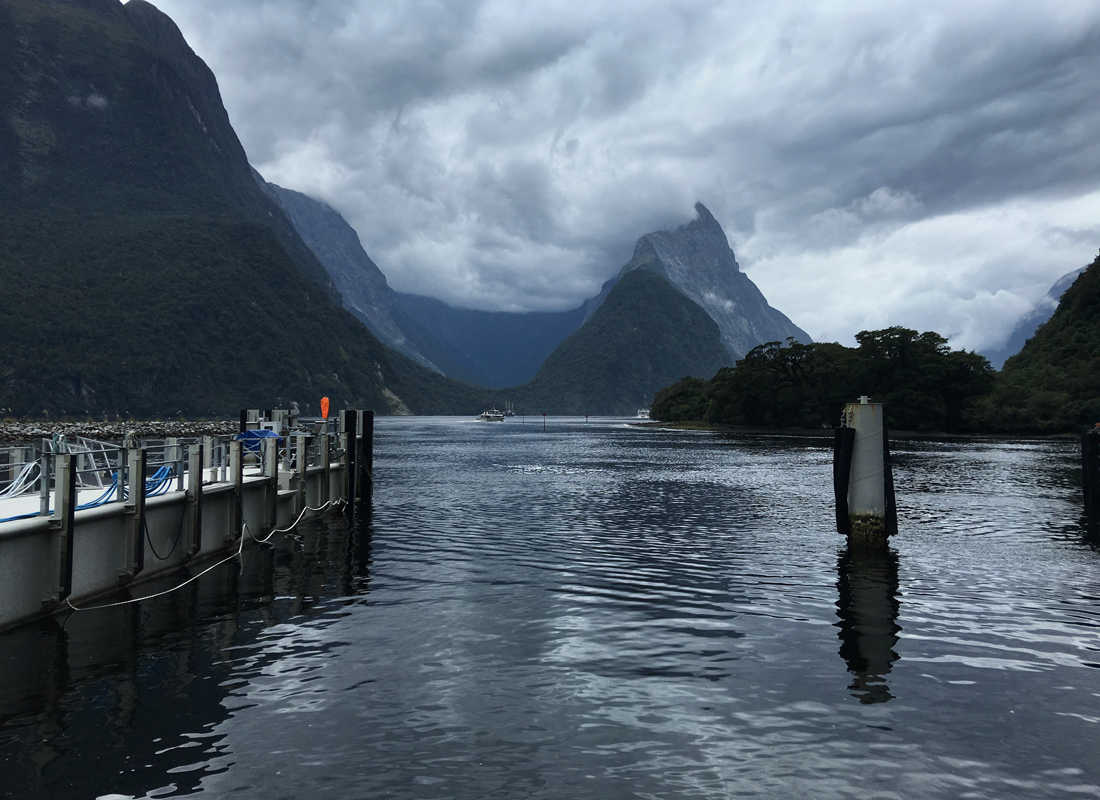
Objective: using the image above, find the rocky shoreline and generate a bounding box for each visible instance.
[0,420,239,446]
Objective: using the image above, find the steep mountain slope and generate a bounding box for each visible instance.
[256,177,441,370]
[0,0,486,416]
[584,203,810,360]
[505,269,732,415]
[983,266,1086,369]
[259,179,588,387]
[986,254,1100,431]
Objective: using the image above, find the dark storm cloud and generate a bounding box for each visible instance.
[150,0,1100,348]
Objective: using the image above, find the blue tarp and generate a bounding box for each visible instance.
[236,429,283,454]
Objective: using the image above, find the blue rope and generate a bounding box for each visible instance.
[1,465,179,524]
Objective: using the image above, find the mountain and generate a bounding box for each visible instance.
[258,179,588,388]
[267,190,808,392]
[256,176,444,371]
[983,254,1100,432]
[983,267,1087,369]
[582,203,810,361]
[0,0,487,416]
[502,269,733,415]
[391,294,587,388]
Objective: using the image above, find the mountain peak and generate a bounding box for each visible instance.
[580,203,809,360]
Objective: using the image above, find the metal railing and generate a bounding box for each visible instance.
[2,425,344,525]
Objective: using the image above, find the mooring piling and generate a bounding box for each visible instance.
[361,410,374,505]
[1084,427,1100,529]
[186,442,203,560]
[833,426,855,538]
[45,452,76,606]
[123,446,147,581]
[835,397,897,542]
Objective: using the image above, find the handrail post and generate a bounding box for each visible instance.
[38,452,51,517]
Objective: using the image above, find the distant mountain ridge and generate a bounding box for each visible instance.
[271,192,810,389]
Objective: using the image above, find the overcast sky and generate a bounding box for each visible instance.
[151,0,1100,350]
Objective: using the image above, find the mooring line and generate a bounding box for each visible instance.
[63,498,346,613]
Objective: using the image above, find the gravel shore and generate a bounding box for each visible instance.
[0,420,239,446]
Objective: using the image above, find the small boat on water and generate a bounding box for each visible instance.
[504,401,516,417]
[479,409,505,422]
[636,408,650,419]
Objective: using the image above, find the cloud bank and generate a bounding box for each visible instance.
[150,0,1100,349]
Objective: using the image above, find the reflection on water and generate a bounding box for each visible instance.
[836,543,900,704]
[2,420,1100,800]
[0,512,373,800]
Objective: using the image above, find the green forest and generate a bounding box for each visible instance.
[651,254,1100,434]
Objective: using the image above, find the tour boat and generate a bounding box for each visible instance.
[479,409,505,422]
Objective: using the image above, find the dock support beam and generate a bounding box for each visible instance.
[344,410,358,510]
[122,447,147,582]
[295,434,307,514]
[319,432,331,503]
[230,439,243,543]
[44,453,76,606]
[186,443,203,560]
[264,437,278,532]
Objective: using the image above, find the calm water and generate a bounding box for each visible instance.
[2,417,1099,799]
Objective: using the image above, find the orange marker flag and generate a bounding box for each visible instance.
[320,396,330,420]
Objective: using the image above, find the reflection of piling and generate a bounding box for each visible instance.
[836,543,900,704]
[834,397,897,543]
[1085,428,1100,532]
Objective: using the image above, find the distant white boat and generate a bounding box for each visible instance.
[504,401,516,417]
[479,409,505,422]
[636,408,650,419]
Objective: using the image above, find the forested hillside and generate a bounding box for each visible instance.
[0,0,489,417]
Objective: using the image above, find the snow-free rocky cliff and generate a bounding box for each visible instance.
[585,203,810,361]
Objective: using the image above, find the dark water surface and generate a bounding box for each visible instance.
[2,417,1099,799]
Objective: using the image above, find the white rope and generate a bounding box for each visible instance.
[244,498,346,544]
[64,497,347,613]
[0,460,40,500]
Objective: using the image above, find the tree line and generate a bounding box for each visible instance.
[650,327,1000,432]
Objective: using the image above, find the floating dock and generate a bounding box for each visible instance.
[0,409,373,631]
